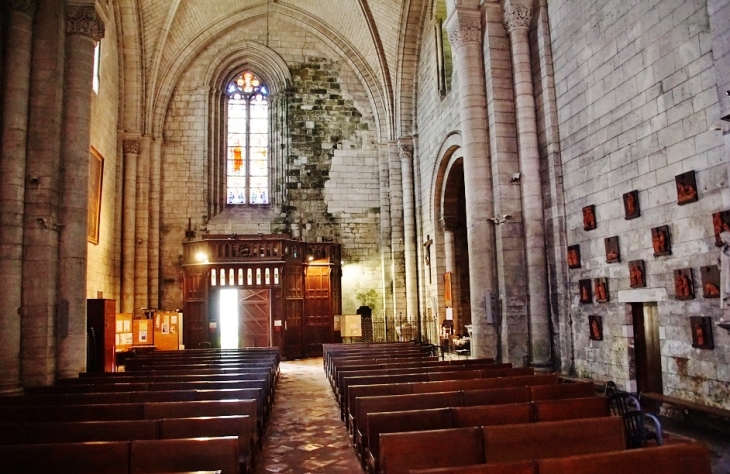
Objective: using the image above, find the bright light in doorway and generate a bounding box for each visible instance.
[219,289,239,349]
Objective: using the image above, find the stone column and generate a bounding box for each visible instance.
[57,4,105,378]
[0,0,39,395]
[504,2,551,368]
[377,142,394,327]
[441,218,459,330]
[148,138,162,308]
[23,0,66,387]
[388,141,407,326]
[135,136,151,309]
[446,5,497,358]
[399,139,418,323]
[121,138,138,313]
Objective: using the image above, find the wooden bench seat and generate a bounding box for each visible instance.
[366,397,609,473]
[0,415,255,472]
[0,436,242,473]
[350,375,558,438]
[379,417,625,474]
[407,443,712,474]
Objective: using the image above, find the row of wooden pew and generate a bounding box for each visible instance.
[323,342,712,474]
[0,347,280,473]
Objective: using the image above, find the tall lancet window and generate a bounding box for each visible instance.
[226,71,269,205]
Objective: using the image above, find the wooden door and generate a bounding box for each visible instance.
[632,302,663,394]
[239,289,271,348]
[284,265,304,359]
[304,265,333,356]
[183,269,208,349]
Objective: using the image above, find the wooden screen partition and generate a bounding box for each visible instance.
[182,235,341,358]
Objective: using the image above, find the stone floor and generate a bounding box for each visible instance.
[255,358,730,474]
[255,358,363,473]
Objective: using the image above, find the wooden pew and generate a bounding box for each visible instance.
[346,368,535,424]
[0,419,160,444]
[537,443,712,474]
[130,436,240,473]
[529,382,595,400]
[160,415,256,472]
[408,443,712,474]
[0,440,130,473]
[409,461,536,474]
[366,397,608,473]
[0,415,256,473]
[379,417,625,474]
[24,383,267,425]
[350,374,558,439]
[532,396,609,422]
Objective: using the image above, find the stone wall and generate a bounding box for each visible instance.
[414,8,462,335]
[549,0,729,408]
[159,17,382,313]
[88,4,120,304]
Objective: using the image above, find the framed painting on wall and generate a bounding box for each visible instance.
[712,210,730,247]
[689,316,714,350]
[567,245,581,269]
[623,190,640,220]
[675,170,698,205]
[674,268,694,300]
[594,278,609,303]
[605,236,620,263]
[700,265,721,298]
[629,260,645,288]
[588,315,603,341]
[579,279,592,304]
[87,147,104,244]
[582,205,596,231]
[651,225,671,257]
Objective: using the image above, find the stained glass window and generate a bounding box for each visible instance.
[226,71,269,205]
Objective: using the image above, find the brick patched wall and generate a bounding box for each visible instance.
[159,18,382,315]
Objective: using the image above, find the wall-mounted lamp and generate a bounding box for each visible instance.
[510,173,521,183]
[195,252,209,264]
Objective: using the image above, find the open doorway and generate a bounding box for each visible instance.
[631,302,663,394]
[219,289,239,349]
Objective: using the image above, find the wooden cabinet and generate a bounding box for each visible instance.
[86,299,117,372]
[182,237,341,358]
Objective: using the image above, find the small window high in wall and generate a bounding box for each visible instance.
[226,71,269,205]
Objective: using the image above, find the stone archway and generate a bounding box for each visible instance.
[440,158,471,338]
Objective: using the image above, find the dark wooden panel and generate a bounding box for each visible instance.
[183,301,206,350]
[239,289,270,348]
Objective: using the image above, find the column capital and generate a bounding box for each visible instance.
[66,5,105,42]
[398,144,414,162]
[123,139,140,154]
[503,4,533,32]
[7,0,40,17]
[445,8,482,49]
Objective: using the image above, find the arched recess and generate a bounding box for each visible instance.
[115,0,145,134]
[394,0,430,137]
[148,4,390,143]
[203,42,293,219]
[427,131,473,339]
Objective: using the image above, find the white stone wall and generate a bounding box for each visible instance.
[159,17,382,311]
[88,7,121,306]
[549,0,729,407]
[415,13,462,330]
